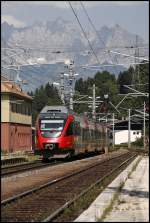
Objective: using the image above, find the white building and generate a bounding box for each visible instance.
[109,120,142,145]
[114,129,142,144]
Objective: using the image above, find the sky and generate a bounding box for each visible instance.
[1,1,149,43]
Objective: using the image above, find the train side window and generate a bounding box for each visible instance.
[74,122,80,136]
[66,121,74,136]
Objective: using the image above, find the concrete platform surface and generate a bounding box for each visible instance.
[74,156,149,222]
[104,157,149,222]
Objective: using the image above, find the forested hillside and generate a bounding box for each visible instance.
[74,62,149,116]
[28,62,149,125]
[28,83,62,125]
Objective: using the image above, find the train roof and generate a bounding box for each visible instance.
[39,106,106,129]
[39,106,89,123]
[40,106,69,114]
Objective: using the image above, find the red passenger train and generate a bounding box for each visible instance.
[34,106,107,160]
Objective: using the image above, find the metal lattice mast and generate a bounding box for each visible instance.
[92,84,96,120]
[60,72,65,104]
[128,109,131,148]
[68,61,74,110]
[143,101,146,149]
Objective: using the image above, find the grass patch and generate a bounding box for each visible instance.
[127,156,142,179]
[117,198,126,204]
[98,181,125,222]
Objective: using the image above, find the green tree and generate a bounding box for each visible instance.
[31,82,62,126]
[117,66,133,94]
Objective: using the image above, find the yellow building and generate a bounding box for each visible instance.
[1,76,33,153]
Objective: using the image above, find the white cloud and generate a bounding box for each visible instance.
[107,1,148,6]
[2,1,146,9]
[2,1,68,9]
[2,15,26,27]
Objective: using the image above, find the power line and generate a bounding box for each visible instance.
[80,1,149,68]
[107,50,149,61]
[2,45,149,51]
[68,1,101,65]
[79,1,118,74]
[81,61,149,69]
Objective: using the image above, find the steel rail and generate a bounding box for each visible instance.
[1,160,61,178]
[1,152,131,206]
[1,160,40,170]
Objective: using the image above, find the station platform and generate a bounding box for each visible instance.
[75,156,149,222]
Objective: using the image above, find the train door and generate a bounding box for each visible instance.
[64,121,74,149]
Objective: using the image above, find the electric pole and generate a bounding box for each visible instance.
[112,113,115,149]
[64,60,79,110]
[135,35,140,85]
[143,101,146,149]
[90,84,101,121]
[92,84,96,120]
[60,72,65,104]
[128,108,131,148]
[105,116,108,153]
[68,61,74,110]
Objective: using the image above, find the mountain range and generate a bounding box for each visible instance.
[1,18,148,92]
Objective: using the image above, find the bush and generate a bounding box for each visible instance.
[131,137,143,147]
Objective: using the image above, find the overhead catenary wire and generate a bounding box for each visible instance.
[68,1,101,65]
[3,47,148,58]
[2,45,149,52]
[81,61,149,70]
[107,50,149,61]
[2,43,149,62]
[79,1,118,74]
[79,1,149,63]
[2,62,67,86]
[84,61,149,66]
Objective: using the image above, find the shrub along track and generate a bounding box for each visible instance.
[1,151,137,222]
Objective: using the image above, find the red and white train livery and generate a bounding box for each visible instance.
[34,106,107,160]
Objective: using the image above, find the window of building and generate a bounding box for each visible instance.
[22,106,25,115]
[14,103,17,113]
[28,106,31,116]
[20,103,22,114]
[19,104,21,113]
[16,104,19,113]
[10,99,31,116]
[11,103,15,112]
[137,132,139,135]
[25,106,27,115]
[133,132,136,135]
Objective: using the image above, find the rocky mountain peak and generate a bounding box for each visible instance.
[114,23,121,29]
[2,19,147,92]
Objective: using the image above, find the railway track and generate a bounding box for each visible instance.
[127,148,149,155]
[1,152,103,178]
[1,160,60,178]
[1,152,137,222]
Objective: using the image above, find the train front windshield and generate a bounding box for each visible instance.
[40,120,65,138]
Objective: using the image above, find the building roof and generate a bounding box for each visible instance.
[1,75,33,101]
[110,120,143,131]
